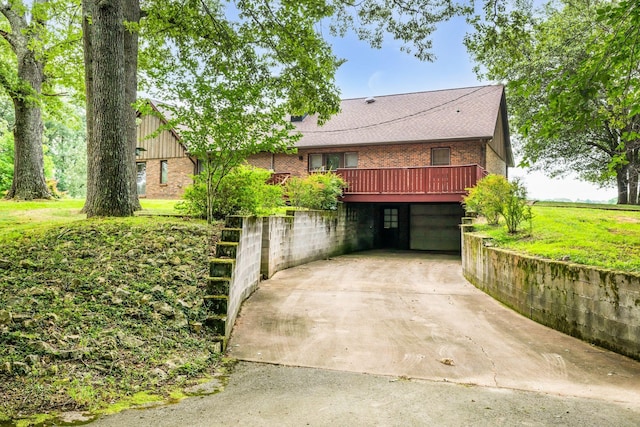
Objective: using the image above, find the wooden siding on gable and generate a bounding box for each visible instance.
[136,114,187,160]
[489,109,506,160]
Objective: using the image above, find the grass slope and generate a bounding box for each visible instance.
[0,214,222,424]
[474,204,640,273]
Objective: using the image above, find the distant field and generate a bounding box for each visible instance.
[473,203,640,273]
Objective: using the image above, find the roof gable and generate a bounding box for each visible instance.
[293,85,508,148]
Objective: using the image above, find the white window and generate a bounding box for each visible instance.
[309,154,324,171]
[136,162,146,196]
[309,152,359,171]
[344,152,358,168]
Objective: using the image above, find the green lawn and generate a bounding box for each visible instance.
[473,204,640,273]
[0,199,180,242]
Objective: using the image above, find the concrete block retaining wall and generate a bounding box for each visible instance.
[462,230,640,360]
[261,207,362,279]
[225,216,263,338]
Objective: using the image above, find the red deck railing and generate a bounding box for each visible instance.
[336,164,487,202]
[267,172,291,186]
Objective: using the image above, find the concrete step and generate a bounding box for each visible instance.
[225,216,244,229]
[210,258,234,278]
[208,278,231,295]
[205,315,227,336]
[204,295,228,315]
[221,228,242,243]
[216,242,238,259]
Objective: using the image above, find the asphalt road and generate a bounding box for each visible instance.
[90,250,640,426]
[90,361,640,426]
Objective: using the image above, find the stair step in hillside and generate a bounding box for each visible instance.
[221,228,241,243]
[215,242,238,259]
[208,278,231,295]
[210,258,234,278]
[205,315,227,336]
[225,216,244,229]
[203,295,228,315]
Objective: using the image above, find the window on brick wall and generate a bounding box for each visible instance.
[136,162,146,196]
[160,160,168,184]
[344,152,358,168]
[431,148,450,166]
[309,152,358,171]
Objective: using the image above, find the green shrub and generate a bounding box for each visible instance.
[503,177,533,234]
[286,171,346,210]
[463,174,511,225]
[177,165,284,219]
[176,176,208,218]
[463,174,532,234]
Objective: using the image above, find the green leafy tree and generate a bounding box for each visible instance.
[45,106,87,198]
[465,0,640,204]
[1,0,83,200]
[0,93,14,193]
[138,0,342,223]
[328,0,469,61]
[463,174,531,233]
[463,174,510,225]
[81,0,141,216]
[0,128,13,194]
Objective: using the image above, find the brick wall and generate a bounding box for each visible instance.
[485,144,507,176]
[462,230,640,361]
[139,157,195,199]
[247,140,488,177]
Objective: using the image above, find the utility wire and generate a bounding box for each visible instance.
[300,86,491,134]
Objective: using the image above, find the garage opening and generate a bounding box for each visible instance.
[409,203,464,252]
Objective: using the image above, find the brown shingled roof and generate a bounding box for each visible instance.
[293,85,507,148]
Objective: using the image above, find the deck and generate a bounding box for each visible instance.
[336,164,486,203]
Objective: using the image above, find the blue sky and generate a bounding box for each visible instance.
[327,17,618,202]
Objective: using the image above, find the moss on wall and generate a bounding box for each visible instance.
[462,232,640,361]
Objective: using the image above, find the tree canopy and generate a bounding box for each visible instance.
[465,0,640,204]
[0,0,83,199]
[15,0,639,210]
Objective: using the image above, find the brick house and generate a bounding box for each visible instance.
[248,85,513,251]
[135,101,198,199]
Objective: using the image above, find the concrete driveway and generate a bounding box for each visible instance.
[229,250,640,406]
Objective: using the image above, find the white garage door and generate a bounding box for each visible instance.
[410,204,464,251]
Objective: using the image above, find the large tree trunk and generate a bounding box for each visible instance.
[616,162,629,204]
[628,148,638,205]
[82,0,134,217]
[124,0,141,210]
[81,0,96,212]
[1,4,50,200]
[6,86,50,200]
